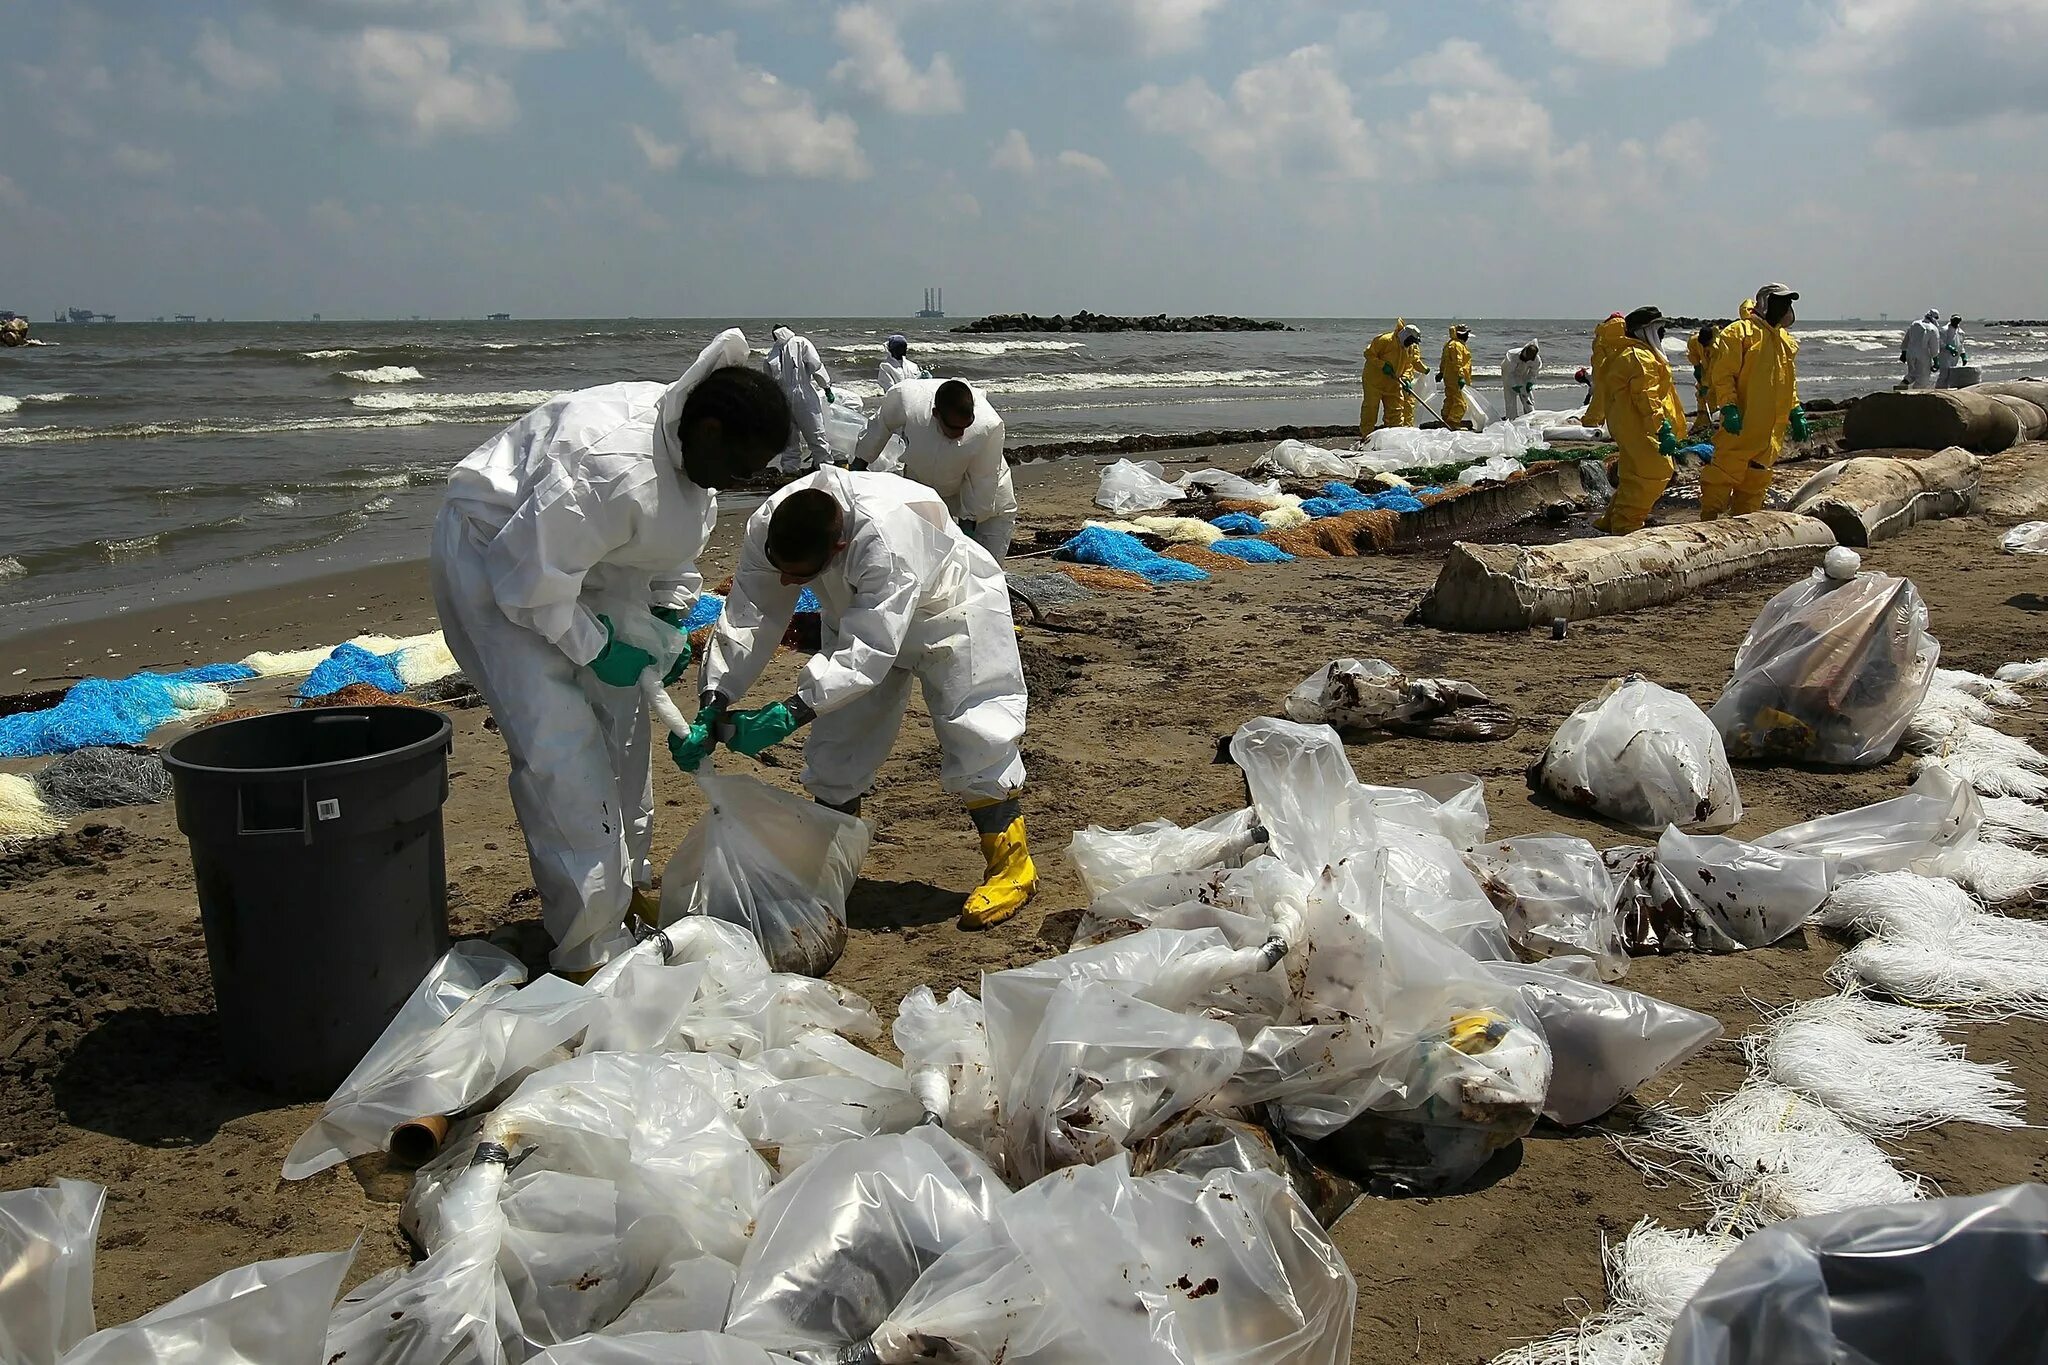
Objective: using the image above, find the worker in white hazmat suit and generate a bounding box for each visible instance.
[852,377,1017,561]
[431,329,791,973]
[678,467,1037,929]
[1937,314,1969,388]
[1900,310,1941,389]
[878,334,925,394]
[766,325,835,473]
[1501,341,1541,419]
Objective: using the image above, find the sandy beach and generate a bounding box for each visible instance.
[4,435,2048,1363]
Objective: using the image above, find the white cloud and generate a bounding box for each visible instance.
[1129,45,1375,180]
[830,3,964,115]
[628,122,683,170]
[1509,0,1712,69]
[1333,10,1391,51]
[192,24,284,96]
[108,143,174,178]
[1017,0,1229,57]
[1794,0,2048,127]
[990,128,1037,174]
[333,27,518,137]
[1388,40,1587,180]
[1057,148,1112,180]
[637,30,869,180]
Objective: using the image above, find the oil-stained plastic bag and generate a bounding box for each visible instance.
[1759,770,1980,883]
[853,1157,1355,1365]
[1664,1183,2048,1365]
[1375,824,1514,960]
[1132,1112,1363,1231]
[530,1332,799,1364]
[737,1032,920,1176]
[1470,835,1629,980]
[0,1180,104,1365]
[1486,960,1722,1125]
[723,1126,1007,1353]
[1228,716,1381,876]
[1065,806,1265,899]
[660,772,870,978]
[1608,829,1830,954]
[1094,459,1187,515]
[1177,468,1283,503]
[894,986,997,1146]
[1709,568,1939,767]
[1533,676,1742,832]
[1283,660,1516,742]
[284,943,597,1180]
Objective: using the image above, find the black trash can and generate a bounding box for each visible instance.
[163,706,454,1096]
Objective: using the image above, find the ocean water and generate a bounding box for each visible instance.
[2,315,2039,638]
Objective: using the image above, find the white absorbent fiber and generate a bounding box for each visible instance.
[1131,515,1226,545]
[240,644,340,677]
[1259,505,1311,530]
[1995,658,2048,686]
[1931,667,2028,712]
[166,681,232,720]
[1633,1080,1924,1232]
[392,633,461,688]
[1907,719,2048,800]
[1746,994,2024,1135]
[1824,872,2048,1018]
[1488,1221,1741,1365]
[0,773,63,842]
[1982,795,2048,844]
[1953,840,2048,903]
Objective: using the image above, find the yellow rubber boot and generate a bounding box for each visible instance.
[962,802,1036,930]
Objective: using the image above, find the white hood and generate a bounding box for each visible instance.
[654,327,751,471]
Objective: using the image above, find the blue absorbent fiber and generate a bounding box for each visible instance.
[796,587,822,613]
[1682,443,1713,459]
[1055,526,1209,584]
[683,594,725,631]
[0,674,221,758]
[1300,497,1351,518]
[1319,481,1372,506]
[1209,512,1268,536]
[170,662,258,685]
[302,642,406,699]
[1208,538,1294,564]
[1369,492,1426,514]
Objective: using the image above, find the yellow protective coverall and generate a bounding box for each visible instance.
[1596,337,1688,534]
[1685,334,1717,432]
[1440,333,1474,428]
[1702,304,1800,519]
[1360,324,1422,435]
[1581,314,1627,427]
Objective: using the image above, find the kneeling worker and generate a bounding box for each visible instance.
[432,329,790,973]
[852,377,1016,561]
[1595,306,1687,534]
[676,466,1036,929]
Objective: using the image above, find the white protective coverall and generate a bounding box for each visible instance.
[852,378,1017,560]
[1937,321,1969,387]
[1501,344,1541,419]
[766,326,832,473]
[878,356,924,394]
[1901,311,1941,389]
[701,466,1027,809]
[431,328,748,971]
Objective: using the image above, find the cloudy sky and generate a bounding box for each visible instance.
[4,0,2044,322]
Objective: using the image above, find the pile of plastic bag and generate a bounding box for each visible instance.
[1093,460,1286,516]
[1709,556,1939,767]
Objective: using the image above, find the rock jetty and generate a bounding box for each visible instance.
[954,310,1289,334]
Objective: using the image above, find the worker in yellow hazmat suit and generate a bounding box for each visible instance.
[1581,313,1627,427]
[1685,323,1721,434]
[1360,321,1423,436]
[1595,306,1689,535]
[1702,284,1804,520]
[1439,325,1475,428]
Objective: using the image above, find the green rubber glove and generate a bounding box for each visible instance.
[668,718,716,773]
[1381,362,1396,378]
[648,608,694,685]
[1720,405,1743,435]
[825,387,836,404]
[589,615,657,688]
[722,700,808,757]
[1788,404,1810,441]
[1657,420,1678,457]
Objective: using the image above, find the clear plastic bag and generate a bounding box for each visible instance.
[1709,568,1940,767]
[1065,806,1265,899]
[2002,521,2048,555]
[1607,829,1831,954]
[723,1126,1007,1353]
[1665,1183,2048,1365]
[856,1158,1355,1365]
[1373,825,1514,961]
[821,401,868,464]
[1470,835,1630,980]
[736,1032,921,1176]
[1487,960,1722,1125]
[1227,717,1381,877]
[893,985,997,1144]
[62,1248,352,1365]
[0,1180,104,1365]
[1534,675,1743,832]
[530,1332,799,1364]
[1759,770,1980,883]
[1284,661,1516,742]
[660,773,871,978]
[1177,468,1283,502]
[1260,439,1364,480]
[1094,460,1188,515]
[284,945,597,1180]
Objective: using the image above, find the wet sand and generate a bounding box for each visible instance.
[3,437,2047,1362]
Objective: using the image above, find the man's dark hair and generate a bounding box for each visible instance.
[766,489,844,568]
[679,365,790,462]
[934,378,975,426]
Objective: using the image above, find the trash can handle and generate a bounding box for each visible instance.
[237,780,310,839]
